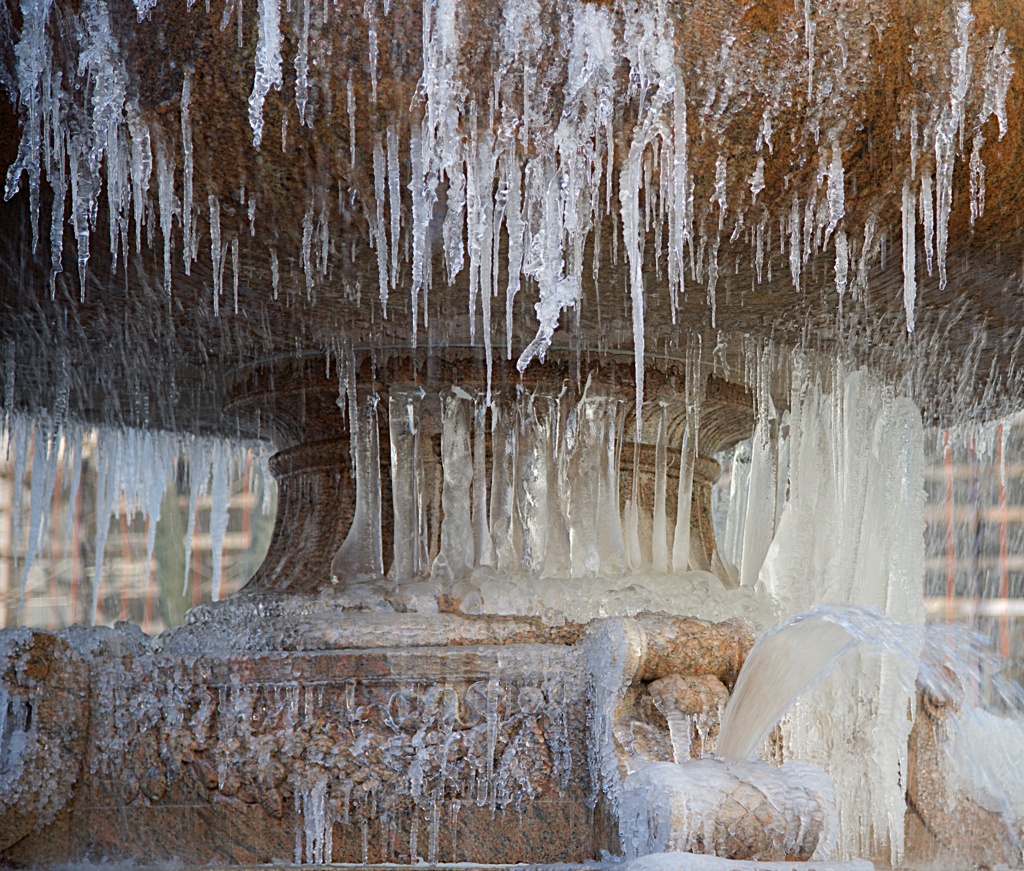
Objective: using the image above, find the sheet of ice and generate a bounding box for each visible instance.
[755,366,925,863]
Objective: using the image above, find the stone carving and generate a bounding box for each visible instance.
[584,614,835,862]
[44,628,581,865]
[907,682,1024,869]
[0,611,860,866]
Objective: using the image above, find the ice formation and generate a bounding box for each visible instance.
[3,0,1015,412]
[0,414,271,623]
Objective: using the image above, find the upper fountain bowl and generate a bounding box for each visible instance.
[2,0,1023,435]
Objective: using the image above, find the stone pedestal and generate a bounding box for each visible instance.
[0,613,758,867]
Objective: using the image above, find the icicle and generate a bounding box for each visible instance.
[934,2,973,291]
[788,195,801,293]
[183,438,212,597]
[91,430,122,624]
[668,74,690,322]
[389,387,427,579]
[432,388,475,581]
[387,124,401,290]
[181,69,195,275]
[472,399,490,566]
[597,398,627,577]
[63,430,84,560]
[331,392,384,581]
[515,393,549,578]
[504,154,523,359]
[209,440,231,601]
[712,154,727,231]
[624,442,643,572]
[651,406,669,572]
[270,246,280,299]
[210,195,222,314]
[564,393,606,579]
[722,442,750,571]
[347,74,357,170]
[834,229,848,298]
[901,177,916,332]
[295,0,311,125]
[301,201,314,295]
[489,397,518,575]
[249,0,283,147]
[156,136,176,295]
[671,416,695,573]
[969,133,985,227]
[739,414,778,588]
[620,141,646,439]
[130,119,152,255]
[372,135,389,314]
[20,423,57,620]
[979,28,1014,141]
[825,134,845,239]
[142,435,170,596]
[408,127,432,345]
[366,0,379,102]
[748,156,765,204]
[920,171,934,276]
[804,0,815,99]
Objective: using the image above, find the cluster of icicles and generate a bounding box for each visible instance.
[335,377,701,587]
[0,412,271,624]
[3,0,1015,422]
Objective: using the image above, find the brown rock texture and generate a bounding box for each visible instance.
[0,629,89,852]
[906,685,1022,869]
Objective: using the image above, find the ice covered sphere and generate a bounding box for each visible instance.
[619,758,837,862]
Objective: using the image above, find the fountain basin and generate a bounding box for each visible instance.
[0,611,754,867]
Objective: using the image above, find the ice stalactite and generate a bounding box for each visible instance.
[294,0,311,125]
[2,415,270,623]
[901,177,917,332]
[389,386,428,579]
[651,407,669,573]
[331,392,384,582]
[372,135,390,314]
[209,439,231,601]
[920,171,934,276]
[432,388,476,581]
[249,0,283,148]
[739,412,778,589]
[933,2,973,292]
[670,417,694,573]
[181,69,195,275]
[19,423,56,620]
[209,195,222,313]
[156,135,177,296]
[183,437,212,597]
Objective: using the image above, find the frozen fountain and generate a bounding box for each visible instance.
[1,0,1024,867]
